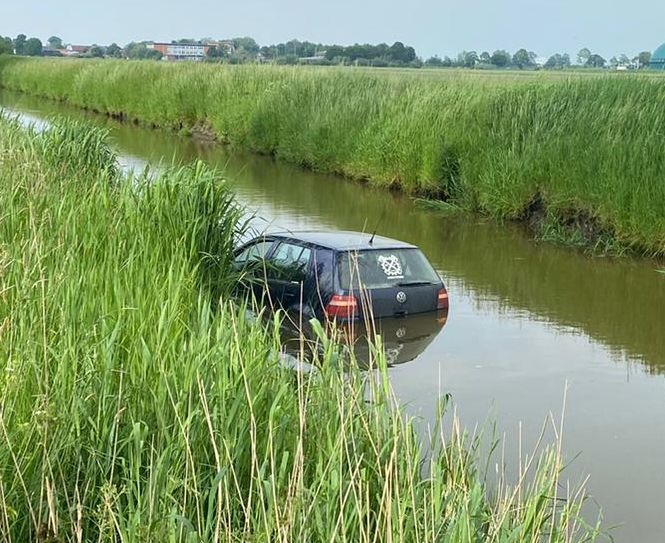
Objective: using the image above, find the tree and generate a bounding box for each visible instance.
[512,48,532,69]
[259,45,275,60]
[389,41,415,63]
[321,40,418,66]
[124,42,162,60]
[47,36,63,49]
[88,45,104,58]
[106,43,122,58]
[324,45,344,61]
[375,43,390,58]
[637,51,652,68]
[0,36,13,55]
[577,48,591,65]
[479,51,491,64]
[425,55,445,67]
[124,41,140,58]
[206,45,228,61]
[491,49,511,67]
[14,34,26,55]
[389,41,406,62]
[403,46,417,63]
[147,49,163,60]
[458,50,478,68]
[299,42,318,58]
[544,53,571,70]
[232,37,259,56]
[586,54,606,68]
[24,37,43,56]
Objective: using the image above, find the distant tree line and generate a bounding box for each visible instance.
[0,34,152,60]
[570,48,651,69]
[423,47,652,70]
[324,42,418,66]
[207,38,421,67]
[0,36,13,55]
[0,33,656,71]
[425,48,540,69]
[0,34,43,56]
[0,34,419,68]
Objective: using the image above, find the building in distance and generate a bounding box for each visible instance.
[650,43,665,69]
[148,42,209,61]
[63,45,90,57]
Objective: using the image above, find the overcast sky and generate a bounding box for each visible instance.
[3,0,664,59]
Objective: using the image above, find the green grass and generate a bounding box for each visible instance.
[0,57,664,257]
[0,116,603,541]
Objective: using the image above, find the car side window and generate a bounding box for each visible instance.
[268,242,312,282]
[234,240,274,265]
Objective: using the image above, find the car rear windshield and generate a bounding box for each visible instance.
[337,248,440,290]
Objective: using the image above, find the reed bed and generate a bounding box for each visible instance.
[0,57,664,256]
[0,116,601,541]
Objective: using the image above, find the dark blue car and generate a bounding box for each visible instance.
[233,230,449,324]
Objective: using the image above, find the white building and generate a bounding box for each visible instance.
[148,42,210,61]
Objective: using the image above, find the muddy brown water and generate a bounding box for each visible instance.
[2,89,665,541]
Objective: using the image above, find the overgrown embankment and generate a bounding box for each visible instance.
[0,116,601,540]
[1,56,662,256]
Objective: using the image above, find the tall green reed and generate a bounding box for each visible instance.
[0,116,601,541]
[0,57,663,255]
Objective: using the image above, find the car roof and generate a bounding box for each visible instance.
[266,230,418,251]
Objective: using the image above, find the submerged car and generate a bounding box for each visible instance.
[233,230,449,323]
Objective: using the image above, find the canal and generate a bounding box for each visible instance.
[2,89,664,541]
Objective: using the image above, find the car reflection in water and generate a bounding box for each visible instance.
[280,308,448,370]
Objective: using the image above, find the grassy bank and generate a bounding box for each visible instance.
[0,116,601,540]
[1,57,664,257]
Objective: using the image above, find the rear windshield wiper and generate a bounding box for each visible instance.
[395,280,436,287]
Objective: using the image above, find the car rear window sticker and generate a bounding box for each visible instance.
[378,254,404,279]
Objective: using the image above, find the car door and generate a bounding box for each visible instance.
[265,241,313,312]
[232,237,277,302]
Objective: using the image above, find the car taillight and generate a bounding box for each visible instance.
[437,288,449,310]
[325,295,358,319]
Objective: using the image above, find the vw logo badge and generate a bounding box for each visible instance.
[396,291,407,304]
